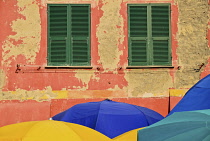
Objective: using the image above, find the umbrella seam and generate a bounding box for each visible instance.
[70,114,99,120]
[94,100,103,130]
[206,121,210,130]
[202,133,210,141]
[61,122,83,140]
[21,121,40,139]
[130,104,150,126]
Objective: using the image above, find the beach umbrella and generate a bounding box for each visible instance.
[113,127,144,141]
[0,120,111,141]
[168,74,210,116]
[52,99,164,138]
[138,109,210,141]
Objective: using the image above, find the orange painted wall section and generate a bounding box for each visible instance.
[0,100,51,127]
[169,96,182,111]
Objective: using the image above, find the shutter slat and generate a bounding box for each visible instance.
[73,26,89,29]
[50,17,67,20]
[50,26,67,29]
[72,15,88,18]
[50,21,67,24]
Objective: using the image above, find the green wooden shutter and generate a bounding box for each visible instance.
[152,5,171,65]
[129,6,148,66]
[48,5,69,66]
[128,4,171,66]
[71,5,90,66]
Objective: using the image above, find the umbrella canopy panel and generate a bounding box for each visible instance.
[0,120,111,141]
[138,109,210,141]
[52,99,164,138]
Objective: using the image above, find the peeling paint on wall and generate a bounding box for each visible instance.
[74,70,95,90]
[0,69,6,90]
[46,0,96,2]
[125,70,173,97]
[0,86,56,101]
[175,0,210,88]
[2,0,41,65]
[96,0,124,70]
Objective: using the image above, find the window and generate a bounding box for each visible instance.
[47,4,90,66]
[128,4,171,66]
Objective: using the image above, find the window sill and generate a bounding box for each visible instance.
[15,64,93,73]
[45,66,93,69]
[126,66,174,69]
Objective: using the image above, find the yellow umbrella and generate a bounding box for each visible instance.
[0,120,111,141]
[112,128,144,141]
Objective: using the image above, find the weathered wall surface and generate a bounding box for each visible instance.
[175,0,210,88]
[0,0,210,125]
[2,0,41,65]
[0,70,5,91]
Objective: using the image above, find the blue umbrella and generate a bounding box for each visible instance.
[52,99,164,138]
[168,74,210,116]
[138,109,210,141]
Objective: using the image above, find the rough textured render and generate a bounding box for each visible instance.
[125,70,173,97]
[0,70,6,91]
[0,87,57,101]
[74,70,95,90]
[96,0,124,70]
[175,0,210,88]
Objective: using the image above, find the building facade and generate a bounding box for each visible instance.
[0,0,210,126]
